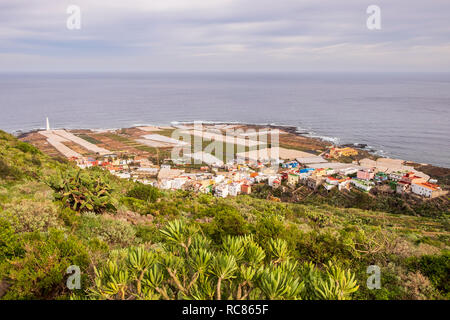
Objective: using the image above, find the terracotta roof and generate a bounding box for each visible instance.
[414,182,439,191]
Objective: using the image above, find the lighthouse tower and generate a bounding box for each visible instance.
[46,117,50,131]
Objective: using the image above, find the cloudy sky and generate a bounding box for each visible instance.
[1,0,449,72]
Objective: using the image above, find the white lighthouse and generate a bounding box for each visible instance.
[46,117,50,131]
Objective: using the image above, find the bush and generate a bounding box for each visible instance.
[0,158,20,179]
[120,197,151,215]
[126,184,160,202]
[406,252,450,296]
[135,224,162,243]
[58,206,80,227]
[1,199,61,233]
[2,229,89,299]
[14,141,40,155]
[203,205,249,242]
[76,212,136,247]
[254,214,285,245]
[402,271,435,300]
[0,218,23,264]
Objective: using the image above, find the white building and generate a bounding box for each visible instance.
[338,179,351,191]
[214,175,225,184]
[114,172,131,179]
[268,175,280,187]
[411,182,440,198]
[350,179,374,192]
[323,183,336,191]
[228,183,241,196]
[389,171,407,181]
[339,167,358,176]
[215,184,229,198]
[255,175,268,183]
[171,178,188,190]
[159,180,172,189]
[325,177,340,185]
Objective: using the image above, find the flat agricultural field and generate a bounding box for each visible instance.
[19,124,329,163]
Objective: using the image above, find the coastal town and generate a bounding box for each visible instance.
[20,120,448,201]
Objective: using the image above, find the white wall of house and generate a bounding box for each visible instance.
[411,183,433,197]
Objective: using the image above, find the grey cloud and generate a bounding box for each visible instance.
[0,0,449,71]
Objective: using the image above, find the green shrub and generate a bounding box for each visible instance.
[254,214,285,245]
[406,251,450,296]
[14,141,40,155]
[0,158,21,179]
[0,218,23,264]
[120,197,151,215]
[58,206,80,227]
[126,184,161,203]
[2,229,89,299]
[203,205,249,242]
[135,224,162,243]
[76,212,136,247]
[1,199,61,233]
[31,156,42,167]
[295,230,357,266]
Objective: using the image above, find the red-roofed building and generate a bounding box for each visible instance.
[326,176,340,185]
[400,173,426,185]
[241,184,252,194]
[411,182,447,198]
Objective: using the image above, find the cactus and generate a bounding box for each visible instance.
[47,169,116,213]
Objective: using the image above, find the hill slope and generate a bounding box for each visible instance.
[0,130,448,300]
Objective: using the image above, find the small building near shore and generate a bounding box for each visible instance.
[330,147,358,158]
[411,182,447,198]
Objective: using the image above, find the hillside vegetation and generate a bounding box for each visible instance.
[0,130,448,300]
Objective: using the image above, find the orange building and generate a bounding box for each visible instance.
[330,147,358,158]
[241,184,252,194]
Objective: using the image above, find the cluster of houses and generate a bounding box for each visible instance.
[157,164,278,198]
[69,149,446,200]
[390,171,447,198]
[276,157,446,198]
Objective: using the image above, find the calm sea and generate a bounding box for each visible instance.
[0,72,449,168]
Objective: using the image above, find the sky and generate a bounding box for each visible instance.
[0,0,449,72]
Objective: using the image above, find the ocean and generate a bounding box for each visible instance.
[0,72,449,168]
